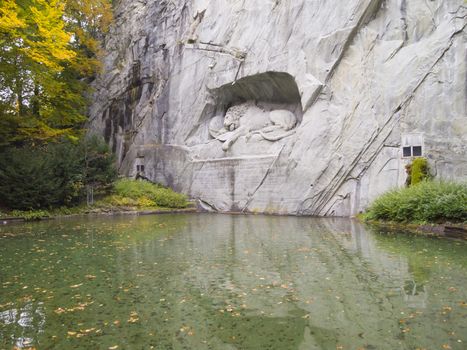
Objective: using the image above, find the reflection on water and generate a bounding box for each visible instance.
[0,302,45,348]
[0,214,466,349]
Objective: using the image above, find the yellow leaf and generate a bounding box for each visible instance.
[81,328,96,333]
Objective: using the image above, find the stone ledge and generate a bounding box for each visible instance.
[192,154,278,163]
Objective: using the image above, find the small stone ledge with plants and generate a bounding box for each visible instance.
[0,137,195,223]
[360,158,467,239]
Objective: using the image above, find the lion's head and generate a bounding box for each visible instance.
[223,104,248,131]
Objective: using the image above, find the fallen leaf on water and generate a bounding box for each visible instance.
[296,247,311,253]
[0,302,14,309]
[442,306,452,314]
[19,295,33,303]
[81,328,96,334]
[128,311,139,323]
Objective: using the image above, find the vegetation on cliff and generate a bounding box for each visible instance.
[404,157,432,187]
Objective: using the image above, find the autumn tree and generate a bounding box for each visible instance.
[0,0,113,146]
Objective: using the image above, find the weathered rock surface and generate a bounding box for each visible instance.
[90,0,467,216]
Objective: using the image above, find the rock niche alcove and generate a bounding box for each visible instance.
[188,72,303,156]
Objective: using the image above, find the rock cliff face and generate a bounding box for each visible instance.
[90,0,467,216]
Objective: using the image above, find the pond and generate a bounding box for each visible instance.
[0,214,466,349]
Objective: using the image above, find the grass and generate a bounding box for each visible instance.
[363,181,467,224]
[1,179,190,221]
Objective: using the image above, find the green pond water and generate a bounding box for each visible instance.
[0,214,466,350]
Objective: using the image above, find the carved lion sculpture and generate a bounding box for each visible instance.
[209,102,297,151]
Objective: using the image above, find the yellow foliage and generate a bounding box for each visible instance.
[16,116,82,142]
[24,0,76,71]
[137,197,156,208]
[103,195,136,207]
[0,0,25,32]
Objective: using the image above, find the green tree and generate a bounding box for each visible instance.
[0,146,63,209]
[0,0,113,146]
[0,136,116,210]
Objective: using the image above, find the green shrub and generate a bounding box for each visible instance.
[11,210,50,221]
[411,157,431,186]
[0,136,116,210]
[365,181,467,223]
[0,147,63,209]
[114,179,188,208]
[137,197,156,207]
[100,195,137,207]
